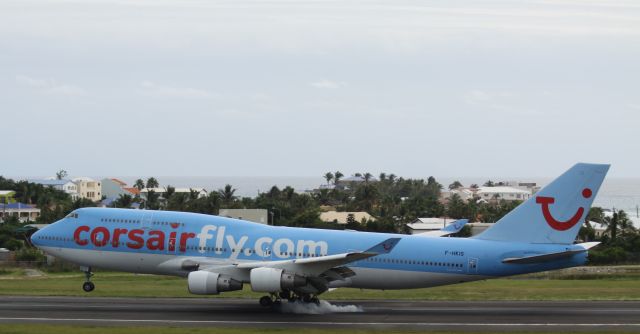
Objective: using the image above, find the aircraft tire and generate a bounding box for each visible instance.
[259,296,273,307]
[279,290,291,300]
[82,282,95,292]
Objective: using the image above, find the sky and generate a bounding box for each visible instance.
[1,0,639,179]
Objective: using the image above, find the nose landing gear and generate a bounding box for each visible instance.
[81,266,95,292]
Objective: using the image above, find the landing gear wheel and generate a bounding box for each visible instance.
[80,266,94,292]
[279,290,291,300]
[259,296,273,307]
[302,294,312,303]
[82,281,95,292]
[310,296,320,305]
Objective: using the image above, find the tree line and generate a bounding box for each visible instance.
[1,172,639,264]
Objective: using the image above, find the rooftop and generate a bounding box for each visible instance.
[110,178,127,186]
[29,179,74,186]
[72,177,96,182]
[0,202,38,210]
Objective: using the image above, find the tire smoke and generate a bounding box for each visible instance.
[277,300,364,314]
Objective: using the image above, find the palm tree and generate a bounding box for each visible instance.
[165,186,175,200]
[146,177,159,189]
[363,172,373,184]
[323,172,334,185]
[113,194,133,208]
[134,179,145,190]
[218,184,237,206]
[448,181,463,190]
[603,211,620,241]
[334,171,344,185]
[618,210,636,238]
[55,170,68,180]
[189,188,200,200]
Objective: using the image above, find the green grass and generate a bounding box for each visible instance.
[0,267,24,277]
[0,325,637,334]
[1,269,640,300]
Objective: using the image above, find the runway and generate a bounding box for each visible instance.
[1,296,639,332]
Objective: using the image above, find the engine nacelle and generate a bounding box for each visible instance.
[250,267,307,292]
[187,271,243,295]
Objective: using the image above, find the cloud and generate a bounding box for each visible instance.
[139,81,214,98]
[310,79,347,89]
[16,75,86,96]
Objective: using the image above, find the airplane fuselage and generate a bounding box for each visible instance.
[34,207,587,290]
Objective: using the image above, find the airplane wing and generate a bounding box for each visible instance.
[185,237,401,293]
[417,219,468,237]
[236,237,401,276]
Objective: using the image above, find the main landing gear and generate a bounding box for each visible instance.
[81,266,95,292]
[258,290,320,307]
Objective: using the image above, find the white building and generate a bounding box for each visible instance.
[476,186,531,202]
[218,209,269,224]
[72,177,102,202]
[406,217,456,234]
[440,188,475,202]
[29,179,79,200]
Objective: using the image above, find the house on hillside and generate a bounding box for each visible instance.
[0,202,40,223]
[28,179,79,200]
[72,177,102,202]
[101,178,141,199]
[476,186,531,202]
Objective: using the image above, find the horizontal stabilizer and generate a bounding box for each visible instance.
[418,219,468,237]
[502,242,600,264]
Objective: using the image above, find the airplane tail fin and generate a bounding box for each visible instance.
[473,163,609,245]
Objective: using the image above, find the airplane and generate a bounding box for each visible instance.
[31,163,608,306]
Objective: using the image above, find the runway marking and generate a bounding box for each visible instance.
[1,317,639,327]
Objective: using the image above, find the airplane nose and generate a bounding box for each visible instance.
[31,230,42,246]
[30,224,52,247]
[31,228,43,246]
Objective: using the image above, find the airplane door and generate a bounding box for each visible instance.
[140,211,153,230]
[261,243,272,261]
[467,257,478,274]
[167,222,183,254]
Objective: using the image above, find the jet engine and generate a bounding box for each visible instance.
[250,267,307,292]
[187,271,242,295]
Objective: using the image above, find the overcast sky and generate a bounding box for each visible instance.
[1,0,639,178]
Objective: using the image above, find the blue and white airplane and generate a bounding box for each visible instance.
[31,163,608,306]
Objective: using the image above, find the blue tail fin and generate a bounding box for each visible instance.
[474,163,609,244]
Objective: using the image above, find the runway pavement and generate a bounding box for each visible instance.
[1,296,639,331]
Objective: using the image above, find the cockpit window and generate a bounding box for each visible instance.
[65,212,79,219]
